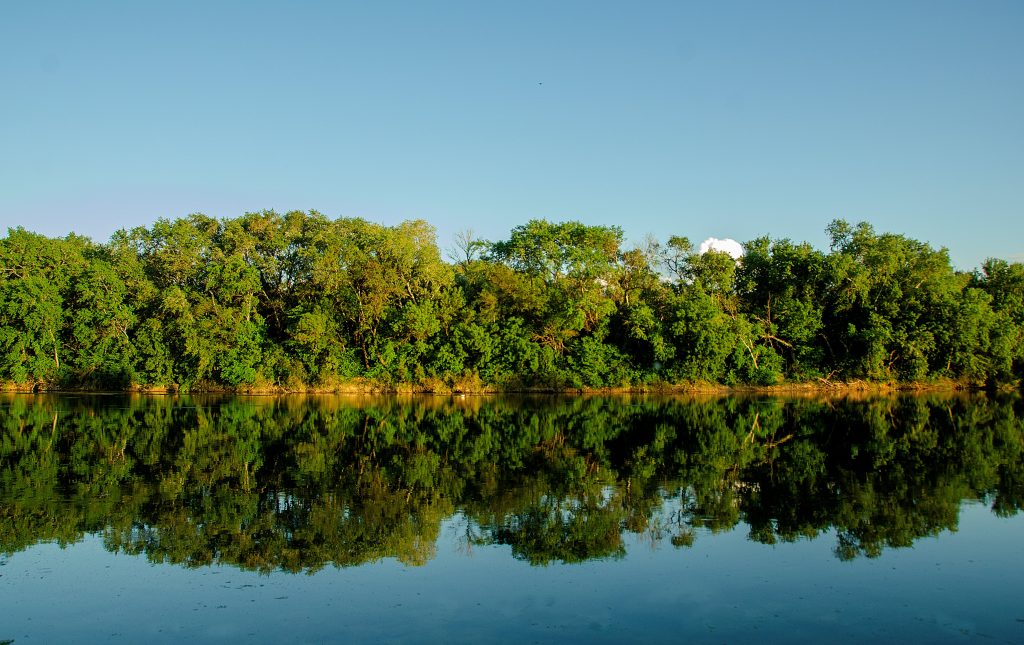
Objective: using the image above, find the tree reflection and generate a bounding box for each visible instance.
[1,392,1022,570]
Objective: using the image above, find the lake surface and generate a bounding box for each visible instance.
[1,392,1023,643]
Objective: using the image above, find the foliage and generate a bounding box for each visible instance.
[1,214,1022,390]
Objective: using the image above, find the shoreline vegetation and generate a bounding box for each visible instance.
[0,377,989,396]
[1,211,1022,394]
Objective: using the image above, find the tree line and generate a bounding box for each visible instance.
[1,211,1022,391]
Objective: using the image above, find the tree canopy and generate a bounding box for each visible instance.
[1,213,1022,391]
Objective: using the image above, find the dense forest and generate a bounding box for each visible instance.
[1,211,1022,391]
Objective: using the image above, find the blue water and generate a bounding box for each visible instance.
[3,503,1022,644]
[3,392,1024,642]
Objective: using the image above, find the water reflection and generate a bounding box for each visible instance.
[1,393,1022,571]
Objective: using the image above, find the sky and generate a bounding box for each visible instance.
[1,0,1022,270]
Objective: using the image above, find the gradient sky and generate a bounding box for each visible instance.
[2,1,1022,270]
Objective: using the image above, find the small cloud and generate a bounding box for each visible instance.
[699,237,743,259]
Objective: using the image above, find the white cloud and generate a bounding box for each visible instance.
[699,237,744,259]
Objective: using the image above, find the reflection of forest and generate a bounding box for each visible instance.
[1,393,1022,570]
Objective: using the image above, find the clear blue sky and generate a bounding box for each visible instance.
[2,0,1022,270]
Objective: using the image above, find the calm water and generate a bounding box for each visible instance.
[1,393,1023,643]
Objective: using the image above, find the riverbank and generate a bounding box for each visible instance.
[2,376,1001,396]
